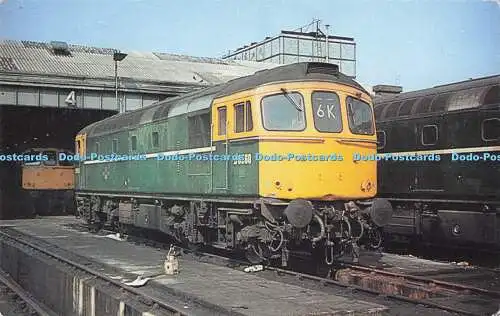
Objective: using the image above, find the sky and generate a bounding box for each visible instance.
[0,0,499,92]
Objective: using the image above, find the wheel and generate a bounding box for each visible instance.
[245,242,270,264]
[368,228,383,249]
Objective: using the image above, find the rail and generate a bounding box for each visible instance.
[0,228,244,316]
[0,269,56,316]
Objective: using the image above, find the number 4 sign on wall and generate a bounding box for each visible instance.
[65,91,76,106]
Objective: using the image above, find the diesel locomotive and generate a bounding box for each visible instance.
[374,75,500,249]
[74,62,393,266]
[21,148,76,215]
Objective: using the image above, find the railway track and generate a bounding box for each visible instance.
[333,262,500,316]
[337,261,500,297]
[383,241,500,270]
[0,228,249,316]
[0,268,54,316]
[75,223,500,316]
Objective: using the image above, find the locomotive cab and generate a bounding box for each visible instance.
[212,64,378,202]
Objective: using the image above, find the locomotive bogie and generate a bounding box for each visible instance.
[383,202,500,247]
[76,194,388,265]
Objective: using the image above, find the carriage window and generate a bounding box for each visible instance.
[43,150,57,166]
[218,107,226,136]
[234,101,253,133]
[377,130,386,149]
[76,140,81,155]
[152,132,159,148]
[261,92,305,131]
[112,139,118,153]
[347,96,374,135]
[421,125,438,145]
[131,136,137,151]
[482,118,500,141]
[59,151,74,166]
[312,91,342,133]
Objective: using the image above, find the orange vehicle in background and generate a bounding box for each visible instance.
[21,148,75,215]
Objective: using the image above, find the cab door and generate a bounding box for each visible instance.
[75,134,87,189]
[211,103,230,193]
[412,116,444,192]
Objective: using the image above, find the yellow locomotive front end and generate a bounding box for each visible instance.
[21,148,75,215]
[255,81,377,201]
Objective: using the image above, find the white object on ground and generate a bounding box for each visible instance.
[244,265,263,272]
[123,275,150,287]
[105,233,125,241]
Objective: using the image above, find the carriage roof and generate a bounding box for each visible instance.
[373,75,500,121]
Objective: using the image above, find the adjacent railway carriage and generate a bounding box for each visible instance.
[21,148,75,215]
[374,75,500,249]
[75,62,393,265]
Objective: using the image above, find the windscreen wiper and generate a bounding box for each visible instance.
[280,88,303,111]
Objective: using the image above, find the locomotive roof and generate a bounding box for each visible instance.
[373,75,500,121]
[80,62,368,137]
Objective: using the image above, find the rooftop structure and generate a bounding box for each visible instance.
[222,19,356,78]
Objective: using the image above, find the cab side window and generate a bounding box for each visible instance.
[482,118,500,141]
[421,125,438,146]
[218,106,227,136]
[234,101,253,133]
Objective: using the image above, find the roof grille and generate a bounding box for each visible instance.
[22,41,47,49]
[306,62,339,76]
[50,41,71,56]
